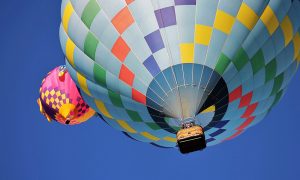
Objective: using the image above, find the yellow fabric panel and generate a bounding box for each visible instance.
[237,3,259,30]
[201,105,216,114]
[293,33,300,60]
[45,90,49,97]
[55,91,61,96]
[281,16,294,46]
[59,103,75,119]
[117,120,137,134]
[66,38,75,67]
[195,25,213,45]
[62,2,74,32]
[180,43,194,63]
[214,10,235,34]
[50,89,55,96]
[74,108,95,123]
[163,136,177,142]
[77,73,92,96]
[296,50,300,68]
[260,6,279,35]
[140,132,160,141]
[37,99,43,112]
[50,98,54,103]
[94,99,113,119]
[55,98,59,103]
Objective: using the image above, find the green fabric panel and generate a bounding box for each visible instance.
[251,50,265,74]
[215,53,231,75]
[126,110,143,122]
[84,32,99,60]
[93,63,106,87]
[108,90,124,107]
[146,122,179,131]
[81,0,101,28]
[171,126,180,131]
[164,118,180,131]
[265,59,277,82]
[271,73,284,95]
[271,89,284,107]
[232,48,249,71]
[146,123,161,130]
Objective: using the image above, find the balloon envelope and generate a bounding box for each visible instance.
[38,66,95,125]
[59,0,300,147]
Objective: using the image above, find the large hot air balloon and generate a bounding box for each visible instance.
[38,66,95,125]
[59,0,300,152]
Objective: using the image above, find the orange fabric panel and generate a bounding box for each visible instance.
[112,37,130,62]
[125,0,134,5]
[132,88,146,105]
[111,7,134,34]
[119,65,134,86]
[236,116,255,131]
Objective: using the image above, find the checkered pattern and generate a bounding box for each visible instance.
[59,0,300,147]
[41,88,71,111]
[75,97,90,117]
[39,66,95,125]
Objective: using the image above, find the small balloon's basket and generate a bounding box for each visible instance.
[176,123,206,154]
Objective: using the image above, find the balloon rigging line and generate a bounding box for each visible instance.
[150,0,185,122]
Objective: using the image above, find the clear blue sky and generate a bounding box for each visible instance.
[1,1,300,180]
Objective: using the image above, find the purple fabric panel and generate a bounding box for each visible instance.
[209,129,226,137]
[145,30,165,53]
[155,6,177,28]
[214,120,230,128]
[40,99,57,120]
[143,55,161,77]
[174,0,196,5]
[206,138,216,143]
[208,120,229,128]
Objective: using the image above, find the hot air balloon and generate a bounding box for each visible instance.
[38,66,95,125]
[59,0,300,153]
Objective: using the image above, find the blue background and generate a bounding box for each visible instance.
[1,1,300,180]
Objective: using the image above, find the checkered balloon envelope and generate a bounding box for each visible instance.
[57,0,300,148]
[38,66,95,125]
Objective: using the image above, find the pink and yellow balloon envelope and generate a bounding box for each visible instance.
[38,66,95,125]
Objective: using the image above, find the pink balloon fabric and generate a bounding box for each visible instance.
[38,66,95,125]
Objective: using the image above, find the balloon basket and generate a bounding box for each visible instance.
[177,124,206,154]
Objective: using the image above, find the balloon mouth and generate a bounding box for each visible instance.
[58,65,67,81]
[158,84,210,120]
[146,64,229,134]
[146,64,223,120]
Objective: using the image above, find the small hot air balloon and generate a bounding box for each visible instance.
[38,65,95,125]
[58,0,300,153]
